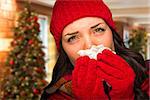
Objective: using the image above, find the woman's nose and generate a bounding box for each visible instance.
[83,35,93,50]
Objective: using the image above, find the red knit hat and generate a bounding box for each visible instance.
[50,0,115,52]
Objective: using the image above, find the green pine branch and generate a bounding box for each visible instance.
[1,2,48,100]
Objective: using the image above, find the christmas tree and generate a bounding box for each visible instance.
[1,4,48,100]
[129,27,147,59]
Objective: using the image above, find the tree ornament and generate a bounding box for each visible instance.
[33,88,39,95]
[28,40,33,45]
[31,44,34,47]
[17,54,22,59]
[27,58,31,62]
[25,82,29,86]
[16,95,20,100]
[22,66,27,71]
[18,36,23,41]
[33,59,36,62]
[40,51,45,56]
[25,77,29,81]
[35,67,43,73]
[1,91,4,97]
[19,77,24,82]
[11,41,17,46]
[33,16,38,22]
[9,59,14,65]
[26,17,31,22]
[1,3,47,99]
[41,79,48,85]
[15,72,19,76]
[34,23,40,29]
[20,46,24,49]
[21,83,25,87]
[33,82,38,88]
[20,91,26,96]
[29,93,34,97]
[13,86,19,94]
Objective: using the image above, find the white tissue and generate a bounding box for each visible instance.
[77,44,116,60]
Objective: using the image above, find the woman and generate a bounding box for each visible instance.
[41,0,149,99]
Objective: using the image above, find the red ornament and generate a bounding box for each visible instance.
[41,79,48,85]
[9,59,14,65]
[20,91,26,96]
[27,16,38,22]
[40,51,45,56]
[33,16,38,22]
[23,27,27,30]
[26,17,32,22]
[11,41,17,46]
[33,88,39,95]
[34,23,40,28]
[20,77,25,81]
[18,36,23,41]
[26,26,32,30]
[28,40,33,45]
[35,67,43,73]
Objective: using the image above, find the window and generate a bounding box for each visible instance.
[38,15,49,77]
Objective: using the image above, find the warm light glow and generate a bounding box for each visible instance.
[0,0,13,11]
[133,22,140,27]
[148,33,150,37]
[0,0,16,19]
[0,38,12,51]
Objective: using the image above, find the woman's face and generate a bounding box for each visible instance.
[62,17,115,65]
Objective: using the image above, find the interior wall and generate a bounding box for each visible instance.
[0,0,56,83]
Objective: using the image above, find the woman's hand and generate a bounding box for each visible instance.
[72,49,135,99]
[96,49,135,99]
[72,56,107,99]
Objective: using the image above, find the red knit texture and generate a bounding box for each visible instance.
[50,0,115,51]
[72,49,135,99]
[72,56,107,99]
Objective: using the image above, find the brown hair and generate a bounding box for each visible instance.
[41,27,148,99]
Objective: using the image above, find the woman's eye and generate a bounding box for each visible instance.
[67,36,77,42]
[94,27,105,33]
